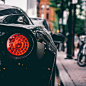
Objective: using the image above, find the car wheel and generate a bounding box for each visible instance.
[77,53,86,67]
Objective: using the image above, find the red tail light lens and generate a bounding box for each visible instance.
[7,34,29,56]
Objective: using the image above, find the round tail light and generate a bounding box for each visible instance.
[7,33,29,56]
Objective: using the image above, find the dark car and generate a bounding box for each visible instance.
[30,17,65,49]
[30,17,50,31]
[0,4,57,86]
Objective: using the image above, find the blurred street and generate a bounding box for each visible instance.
[0,0,86,86]
[56,48,86,86]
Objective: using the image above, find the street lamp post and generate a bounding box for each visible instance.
[67,0,77,59]
[67,0,73,59]
[71,0,77,56]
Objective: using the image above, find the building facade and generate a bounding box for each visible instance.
[38,0,55,31]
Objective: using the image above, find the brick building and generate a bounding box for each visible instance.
[37,0,55,32]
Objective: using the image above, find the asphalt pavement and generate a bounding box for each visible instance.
[56,48,86,86]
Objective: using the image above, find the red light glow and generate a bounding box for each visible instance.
[7,34,29,56]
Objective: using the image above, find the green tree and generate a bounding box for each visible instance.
[65,17,85,35]
[49,0,69,33]
[49,0,61,33]
[49,0,84,34]
[75,17,85,35]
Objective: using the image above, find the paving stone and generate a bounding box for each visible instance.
[56,49,86,86]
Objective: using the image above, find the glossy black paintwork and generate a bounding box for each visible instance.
[0,4,56,86]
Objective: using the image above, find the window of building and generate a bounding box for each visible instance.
[46,13,49,19]
[41,4,45,10]
[46,4,49,10]
[41,13,44,19]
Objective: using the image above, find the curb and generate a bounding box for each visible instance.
[56,59,75,86]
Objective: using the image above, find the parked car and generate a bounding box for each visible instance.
[30,17,50,31]
[30,17,65,49]
[0,4,57,86]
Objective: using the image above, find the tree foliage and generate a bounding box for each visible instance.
[49,0,84,34]
[65,17,85,35]
[49,0,70,33]
[75,17,85,35]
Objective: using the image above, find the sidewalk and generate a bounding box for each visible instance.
[56,49,86,86]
